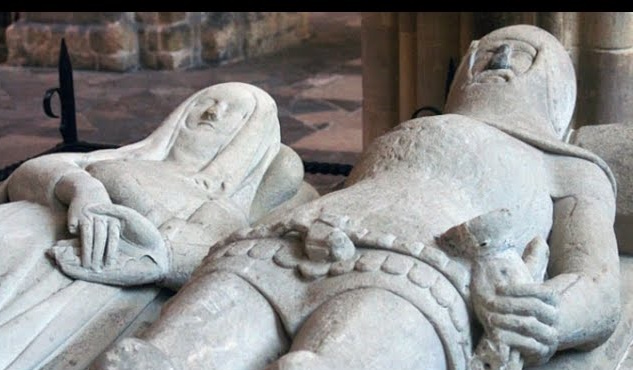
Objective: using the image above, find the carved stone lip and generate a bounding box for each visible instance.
[198,120,216,128]
[473,69,513,84]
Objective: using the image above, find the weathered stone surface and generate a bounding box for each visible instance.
[573,123,633,254]
[97,52,138,72]
[243,13,307,59]
[6,22,58,67]
[21,12,74,24]
[136,12,188,25]
[170,50,195,69]
[64,25,91,54]
[155,51,193,70]
[22,12,126,25]
[582,12,633,50]
[200,23,241,63]
[135,12,159,25]
[246,15,280,43]
[69,51,97,70]
[6,12,308,71]
[6,17,140,71]
[158,12,187,24]
[74,12,128,25]
[530,256,633,370]
[160,23,192,52]
[142,51,188,70]
[139,48,156,68]
[139,27,159,52]
[576,48,633,125]
[89,22,137,55]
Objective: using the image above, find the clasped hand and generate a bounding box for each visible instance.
[50,202,170,286]
[477,281,560,366]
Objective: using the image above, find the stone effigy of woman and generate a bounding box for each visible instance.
[94,25,621,370]
[0,82,317,369]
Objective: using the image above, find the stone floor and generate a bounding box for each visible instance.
[0,12,362,194]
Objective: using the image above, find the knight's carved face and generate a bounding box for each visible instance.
[445,25,576,140]
[468,39,538,85]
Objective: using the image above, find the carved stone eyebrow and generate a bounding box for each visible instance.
[503,38,537,57]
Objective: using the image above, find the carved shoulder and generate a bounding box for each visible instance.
[545,154,615,208]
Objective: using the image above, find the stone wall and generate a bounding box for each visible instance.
[136,12,200,70]
[200,12,309,64]
[5,12,309,71]
[0,12,15,63]
[6,12,138,71]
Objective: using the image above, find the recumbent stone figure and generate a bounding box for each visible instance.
[94,25,620,370]
[0,82,316,369]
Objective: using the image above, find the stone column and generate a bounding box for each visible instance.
[5,12,139,71]
[576,12,633,126]
[361,12,399,149]
[414,12,461,116]
[136,12,201,70]
[398,13,417,124]
[362,12,548,148]
[361,12,464,149]
[471,12,535,39]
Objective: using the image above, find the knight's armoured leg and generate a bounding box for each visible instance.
[94,271,289,370]
[265,288,448,370]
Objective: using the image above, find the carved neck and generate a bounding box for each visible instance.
[444,84,560,141]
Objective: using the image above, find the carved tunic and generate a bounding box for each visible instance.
[199,115,559,370]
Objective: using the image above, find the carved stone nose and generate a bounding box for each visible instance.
[487,44,512,70]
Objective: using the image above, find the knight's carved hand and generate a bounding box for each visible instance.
[479,282,560,366]
[51,204,170,286]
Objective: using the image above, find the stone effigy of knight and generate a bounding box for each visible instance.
[0,24,623,370]
[93,24,620,370]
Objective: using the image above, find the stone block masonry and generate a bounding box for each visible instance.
[5,12,309,72]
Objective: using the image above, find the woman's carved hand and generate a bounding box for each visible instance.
[51,203,170,286]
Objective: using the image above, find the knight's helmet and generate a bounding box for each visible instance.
[444,25,576,141]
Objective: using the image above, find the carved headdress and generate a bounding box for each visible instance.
[1,82,281,209]
[444,24,616,195]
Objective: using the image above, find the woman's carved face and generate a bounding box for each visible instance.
[185,87,255,135]
[171,86,257,165]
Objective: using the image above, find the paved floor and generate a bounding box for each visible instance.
[0,12,362,193]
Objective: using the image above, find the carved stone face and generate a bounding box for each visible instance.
[469,40,538,85]
[184,90,254,134]
[445,25,576,140]
[169,85,256,167]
